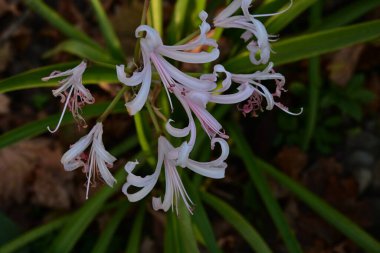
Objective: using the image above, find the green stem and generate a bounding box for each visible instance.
[97,86,128,122]
[146,101,162,134]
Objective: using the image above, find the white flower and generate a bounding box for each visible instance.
[116,11,219,115]
[207,63,302,116]
[214,0,292,65]
[42,60,94,133]
[61,122,116,199]
[122,136,229,214]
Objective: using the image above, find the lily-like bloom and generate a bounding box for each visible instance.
[122,136,228,214]
[42,61,94,133]
[205,63,302,116]
[116,11,219,115]
[166,81,254,146]
[61,122,116,199]
[214,0,291,65]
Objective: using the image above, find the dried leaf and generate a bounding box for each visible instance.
[0,43,12,72]
[0,93,10,114]
[0,139,73,209]
[327,44,365,86]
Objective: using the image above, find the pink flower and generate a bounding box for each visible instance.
[42,61,94,133]
[116,11,219,115]
[207,63,302,116]
[61,122,116,199]
[122,136,228,214]
[214,0,292,65]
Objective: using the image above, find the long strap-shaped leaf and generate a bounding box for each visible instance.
[90,0,124,62]
[230,125,380,253]
[0,102,124,149]
[25,0,101,49]
[224,20,380,72]
[186,177,222,253]
[48,148,140,253]
[124,204,145,253]
[0,63,116,93]
[265,0,317,34]
[202,192,272,253]
[91,203,130,253]
[44,40,118,65]
[227,124,303,253]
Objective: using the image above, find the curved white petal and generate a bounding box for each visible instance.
[125,61,152,115]
[186,138,229,178]
[116,65,144,87]
[210,84,254,104]
[60,129,95,166]
[165,119,190,138]
[158,47,220,64]
[97,157,117,187]
[158,56,216,91]
[214,0,243,23]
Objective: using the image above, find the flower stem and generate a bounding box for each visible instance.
[146,100,162,134]
[97,86,128,123]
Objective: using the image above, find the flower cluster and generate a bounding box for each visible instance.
[47,1,298,212]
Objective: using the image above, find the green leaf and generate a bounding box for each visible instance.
[124,204,145,253]
[228,126,303,253]
[225,20,380,72]
[255,0,288,21]
[311,0,380,31]
[230,126,380,253]
[167,0,190,44]
[150,0,163,36]
[0,63,117,93]
[0,212,22,248]
[265,0,317,34]
[177,202,200,253]
[90,0,124,61]
[164,212,181,253]
[202,192,272,253]
[187,179,222,253]
[45,40,118,64]
[0,216,68,253]
[0,102,125,149]
[25,0,100,49]
[49,167,126,253]
[91,203,130,253]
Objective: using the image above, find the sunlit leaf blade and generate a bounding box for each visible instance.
[25,0,100,49]
[49,167,125,253]
[91,203,130,253]
[265,0,317,34]
[228,127,303,253]
[225,20,380,72]
[310,0,380,32]
[124,204,145,253]
[202,192,272,253]
[167,0,190,44]
[0,216,68,253]
[230,125,380,253]
[150,0,163,36]
[0,63,117,93]
[90,0,124,61]
[45,40,118,65]
[0,102,124,149]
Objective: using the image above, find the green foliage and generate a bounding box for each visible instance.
[1,1,380,253]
